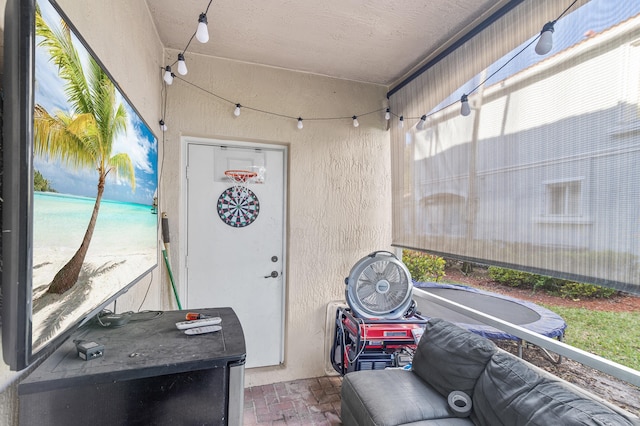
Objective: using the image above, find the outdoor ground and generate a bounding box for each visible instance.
[442,263,640,417]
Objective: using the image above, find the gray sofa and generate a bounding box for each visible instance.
[341,318,640,426]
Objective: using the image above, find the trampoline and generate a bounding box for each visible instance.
[413,281,567,341]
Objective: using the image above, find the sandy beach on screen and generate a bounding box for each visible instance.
[31,246,156,352]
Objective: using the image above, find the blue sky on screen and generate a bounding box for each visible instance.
[34,0,158,205]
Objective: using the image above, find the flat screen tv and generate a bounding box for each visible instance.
[2,0,159,370]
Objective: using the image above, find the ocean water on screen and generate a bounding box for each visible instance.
[33,191,157,256]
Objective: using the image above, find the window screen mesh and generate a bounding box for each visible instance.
[389,0,640,295]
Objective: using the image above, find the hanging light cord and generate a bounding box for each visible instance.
[171,0,214,65]
[163,0,578,127]
[467,0,578,103]
[176,75,384,122]
[555,0,578,21]
[393,0,579,124]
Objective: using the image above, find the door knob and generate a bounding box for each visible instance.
[264,271,279,278]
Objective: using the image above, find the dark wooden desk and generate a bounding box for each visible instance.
[19,308,246,426]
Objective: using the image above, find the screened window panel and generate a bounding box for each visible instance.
[389,0,640,294]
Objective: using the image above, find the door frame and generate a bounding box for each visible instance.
[179,136,288,350]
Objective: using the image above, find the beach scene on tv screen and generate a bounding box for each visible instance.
[31,0,158,352]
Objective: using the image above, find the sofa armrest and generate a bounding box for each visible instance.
[341,369,474,426]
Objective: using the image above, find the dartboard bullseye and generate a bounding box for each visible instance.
[217,187,260,227]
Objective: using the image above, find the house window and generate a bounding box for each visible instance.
[546,180,582,216]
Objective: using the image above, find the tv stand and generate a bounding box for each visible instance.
[18,308,246,426]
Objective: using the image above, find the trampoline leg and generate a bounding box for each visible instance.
[517,339,523,358]
[539,334,563,365]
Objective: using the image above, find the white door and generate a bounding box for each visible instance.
[185,141,286,368]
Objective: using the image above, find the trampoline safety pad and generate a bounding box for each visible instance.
[413,282,567,341]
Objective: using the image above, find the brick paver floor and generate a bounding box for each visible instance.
[243,376,342,425]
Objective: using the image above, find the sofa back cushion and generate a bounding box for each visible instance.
[472,351,545,425]
[473,351,637,426]
[412,318,497,397]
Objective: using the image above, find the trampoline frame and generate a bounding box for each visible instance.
[413,281,567,363]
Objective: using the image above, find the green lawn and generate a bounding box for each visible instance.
[542,304,640,371]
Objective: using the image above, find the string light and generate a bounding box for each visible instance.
[444,2,575,117]
[535,21,555,55]
[460,94,471,116]
[160,1,578,130]
[196,13,209,43]
[534,1,577,57]
[159,119,168,131]
[163,66,174,85]
[174,75,385,127]
[177,53,188,75]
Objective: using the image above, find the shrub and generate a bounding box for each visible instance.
[556,282,617,299]
[402,250,446,282]
[488,266,538,288]
[488,266,617,299]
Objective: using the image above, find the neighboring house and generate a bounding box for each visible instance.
[410,14,640,285]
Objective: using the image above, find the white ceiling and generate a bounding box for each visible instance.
[146,0,511,87]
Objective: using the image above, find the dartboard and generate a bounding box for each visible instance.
[217,187,260,227]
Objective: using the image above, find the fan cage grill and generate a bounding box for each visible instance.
[346,253,413,319]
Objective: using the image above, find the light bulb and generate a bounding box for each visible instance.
[385,108,391,121]
[234,104,241,117]
[352,116,359,128]
[297,118,303,130]
[196,13,209,43]
[460,95,471,116]
[535,21,555,55]
[159,120,167,131]
[177,53,188,75]
[416,115,427,130]
[399,116,404,128]
[163,66,173,85]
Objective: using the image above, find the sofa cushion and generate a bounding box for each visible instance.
[472,351,545,425]
[412,318,497,397]
[473,351,636,426]
[341,369,473,426]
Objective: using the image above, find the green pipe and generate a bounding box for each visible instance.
[162,248,182,310]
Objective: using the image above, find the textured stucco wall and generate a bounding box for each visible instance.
[162,49,392,385]
[0,2,392,423]
[0,1,164,424]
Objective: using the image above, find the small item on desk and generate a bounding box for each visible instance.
[97,311,131,328]
[175,316,222,330]
[185,312,209,321]
[75,340,104,361]
[184,325,222,335]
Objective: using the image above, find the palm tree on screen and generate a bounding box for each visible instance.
[34,6,135,294]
